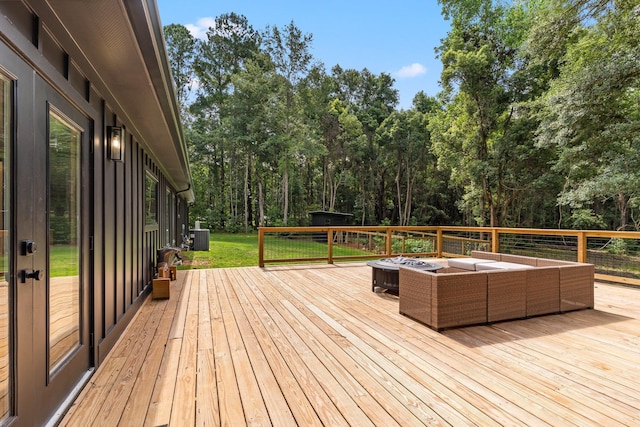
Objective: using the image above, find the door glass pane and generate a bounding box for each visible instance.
[0,74,12,421]
[48,111,80,374]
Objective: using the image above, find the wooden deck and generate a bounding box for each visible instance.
[61,263,640,426]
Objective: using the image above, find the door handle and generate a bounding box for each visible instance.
[20,269,43,283]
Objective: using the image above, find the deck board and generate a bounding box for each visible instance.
[62,263,640,426]
[229,269,323,427]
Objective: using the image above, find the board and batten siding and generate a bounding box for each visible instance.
[94,107,189,363]
[0,1,193,422]
[0,0,191,370]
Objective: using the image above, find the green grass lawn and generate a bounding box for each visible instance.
[49,233,369,273]
[50,245,79,277]
[177,232,375,269]
[178,233,259,269]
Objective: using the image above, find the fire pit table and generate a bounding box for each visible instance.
[367,256,443,295]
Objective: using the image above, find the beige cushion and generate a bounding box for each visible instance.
[476,261,535,271]
[447,258,496,271]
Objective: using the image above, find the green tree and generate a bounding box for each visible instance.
[184,117,220,228]
[533,0,640,230]
[163,24,197,119]
[190,13,260,230]
[161,5,640,233]
[377,109,435,225]
[262,21,317,225]
[432,0,544,227]
[324,99,365,212]
[230,53,280,228]
[193,13,260,108]
[298,65,333,211]
[331,66,398,224]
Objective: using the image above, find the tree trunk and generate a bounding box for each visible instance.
[361,176,366,226]
[328,170,335,211]
[283,165,289,226]
[377,170,385,223]
[247,157,253,229]
[482,176,495,227]
[329,170,342,212]
[403,164,414,226]
[395,168,403,226]
[258,181,265,227]
[244,157,249,233]
[617,192,629,230]
[322,157,328,211]
[219,145,226,229]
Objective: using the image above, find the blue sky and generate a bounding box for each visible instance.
[156,0,450,110]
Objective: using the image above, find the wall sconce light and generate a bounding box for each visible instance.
[107,126,124,162]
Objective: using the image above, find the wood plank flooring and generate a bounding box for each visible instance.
[61,263,640,426]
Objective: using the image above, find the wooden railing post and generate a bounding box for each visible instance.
[436,228,443,257]
[328,228,334,264]
[258,228,265,267]
[577,232,587,263]
[492,228,500,253]
[386,228,393,256]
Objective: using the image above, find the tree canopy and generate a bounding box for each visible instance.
[164,0,640,231]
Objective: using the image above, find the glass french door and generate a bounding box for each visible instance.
[0,71,12,425]
[16,71,91,425]
[1,39,92,426]
[27,87,92,424]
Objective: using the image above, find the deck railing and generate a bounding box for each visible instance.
[258,226,640,287]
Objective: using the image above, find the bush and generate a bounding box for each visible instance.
[392,238,434,254]
[607,238,627,255]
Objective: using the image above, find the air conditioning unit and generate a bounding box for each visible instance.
[190,228,210,251]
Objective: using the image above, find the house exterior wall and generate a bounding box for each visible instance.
[2,0,190,361]
[0,1,191,423]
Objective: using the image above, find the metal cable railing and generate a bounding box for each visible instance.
[258,226,640,287]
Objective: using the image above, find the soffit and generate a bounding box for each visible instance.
[26,0,193,201]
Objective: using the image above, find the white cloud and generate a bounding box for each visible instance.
[186,17,217,40]
[395,63,427,78]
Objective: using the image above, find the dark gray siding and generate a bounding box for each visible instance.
[0,0,191,365]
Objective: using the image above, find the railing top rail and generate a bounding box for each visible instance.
[258,226,640,238]
[259,226,439,233]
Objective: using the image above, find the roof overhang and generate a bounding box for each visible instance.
[26,0,194,202]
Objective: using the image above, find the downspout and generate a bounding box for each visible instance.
[176,182,193,206]
[175,183,193,247]
[175,182,191,196]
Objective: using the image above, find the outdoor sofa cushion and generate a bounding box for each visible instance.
[447,258,496,271]
[475,261,535,271]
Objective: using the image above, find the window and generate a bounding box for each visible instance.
[145,172,157,225]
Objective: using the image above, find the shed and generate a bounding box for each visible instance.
[309,211,354,243]
[309,211,354,227]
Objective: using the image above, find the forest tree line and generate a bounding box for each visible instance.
[164,0,640,232]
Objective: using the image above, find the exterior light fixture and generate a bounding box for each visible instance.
[108,126,124,161]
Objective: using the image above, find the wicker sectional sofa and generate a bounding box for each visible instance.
[398,251,594,331]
